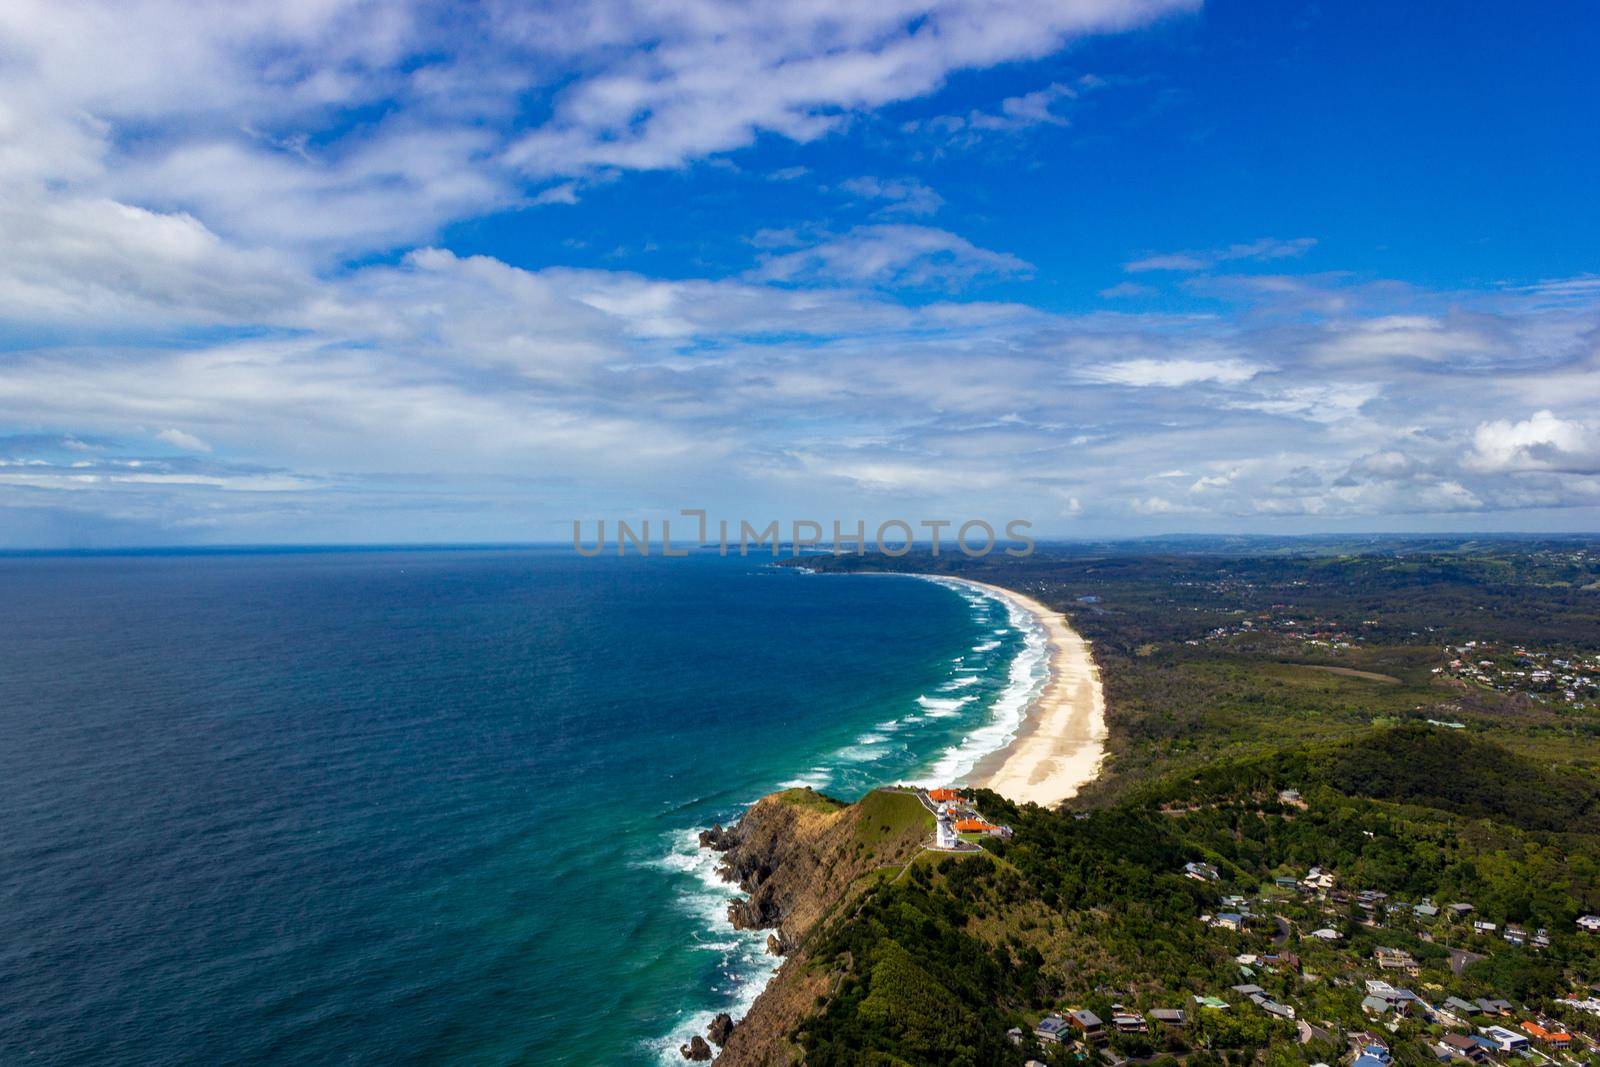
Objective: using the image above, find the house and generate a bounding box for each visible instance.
[1110,1009,1147,1034]
[1184,861,1220,882]
[1478,1026,1529,1053]
[1150,1008,1186,1028]
[1069,1009,1104,1042]
[1415,903,1440,920]
[1259,999,1295,1020]
[1361,995,1392,1016]
[1518,1021,1572,1049]
[1533,928,1551,948]
[1278,788,1303,804]
[1577,914,1600,933]
[927,787,963,804]
[1034,1014,1069,1044]
[1502,926,1526,946]
[1302,866,1336,892]
[1443,996,1480,1017]
[1231,984,1265,998]
[1192,995,1229,1011]
[1448,903,1475,919]
[1438,1034,1489,1062]
[1307,927,1342,941]
[1471,920,1497,934]
[1213,913,1244,931]
[1475,998,1512,1016]
[1353,1043,1392,1067]
[1385,954,1421,975]
[1275,876,1300,890]
[1006,1027,1025,1046]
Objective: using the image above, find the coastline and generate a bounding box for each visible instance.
[930,576,1108,808]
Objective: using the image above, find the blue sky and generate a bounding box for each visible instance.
[1,0,1597,546]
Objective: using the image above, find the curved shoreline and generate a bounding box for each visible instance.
[932,577,1108,807]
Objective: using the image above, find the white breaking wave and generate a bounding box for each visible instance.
[648,827,783,1063]
[652,571,1048,1062]
[916,694,975,717]
[911,577,1049,789]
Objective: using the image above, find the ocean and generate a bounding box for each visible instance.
[0,548,1046,1064]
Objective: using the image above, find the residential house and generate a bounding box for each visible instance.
[1110,1009,1147,1035]
[1192,995,1229,1011]
[1034,1015,1068,1044]
[1577,914,1600,933]
[1150,1008,1186,1028]
[1307,927,1342,941]
[1478,1026,1528,1053]
[1374,947,1417,971]
[1475,998,1512,1016]
[1471,920,1497,934]
[1437,1034,1488,1063]
[1184,861,1220,882]
[1448,903,1475,919]
[1069,1009,1104,1042]
[1519,1021,1572,1049]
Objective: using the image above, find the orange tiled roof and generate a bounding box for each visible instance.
[954,818,995,832]
[928,788,963,802]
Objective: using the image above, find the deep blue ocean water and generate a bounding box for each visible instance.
[0,548,1040,1064]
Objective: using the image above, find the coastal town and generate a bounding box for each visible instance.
[1011,844,1600,1067]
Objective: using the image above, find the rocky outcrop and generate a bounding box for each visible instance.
[679,1035,712,1060]
[697,788,933,1067]
[698,823,738,850]
[707,1013,734,1046]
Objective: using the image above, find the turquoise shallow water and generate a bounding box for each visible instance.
[0,548,1036,1064]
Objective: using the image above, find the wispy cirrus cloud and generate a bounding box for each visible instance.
[749,225,1033,289]
[1125,236,1317,273]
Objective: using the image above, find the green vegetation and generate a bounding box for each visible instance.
[772,540,1600,1065]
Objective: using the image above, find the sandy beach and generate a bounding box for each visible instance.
[940,578,1108,807]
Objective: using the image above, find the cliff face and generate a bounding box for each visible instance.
[697,788,932,1066]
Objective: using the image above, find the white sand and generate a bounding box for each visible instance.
[946,578,1107,807]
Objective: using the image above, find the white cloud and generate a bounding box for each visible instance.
[1125,237,1317,273]
[1082,357,1262,387]
[156,429,213,453]
[1467,410,1597,474]
[751,224,1031,288]
[0,195,309,326]
[838,176,944,216]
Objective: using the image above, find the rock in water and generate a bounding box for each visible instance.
[680,1035,713,1060]
[698,823,737,850]
[766,932,789,956]
[708,1013,734,1046]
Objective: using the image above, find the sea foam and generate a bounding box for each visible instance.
[648,827,783,1063]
